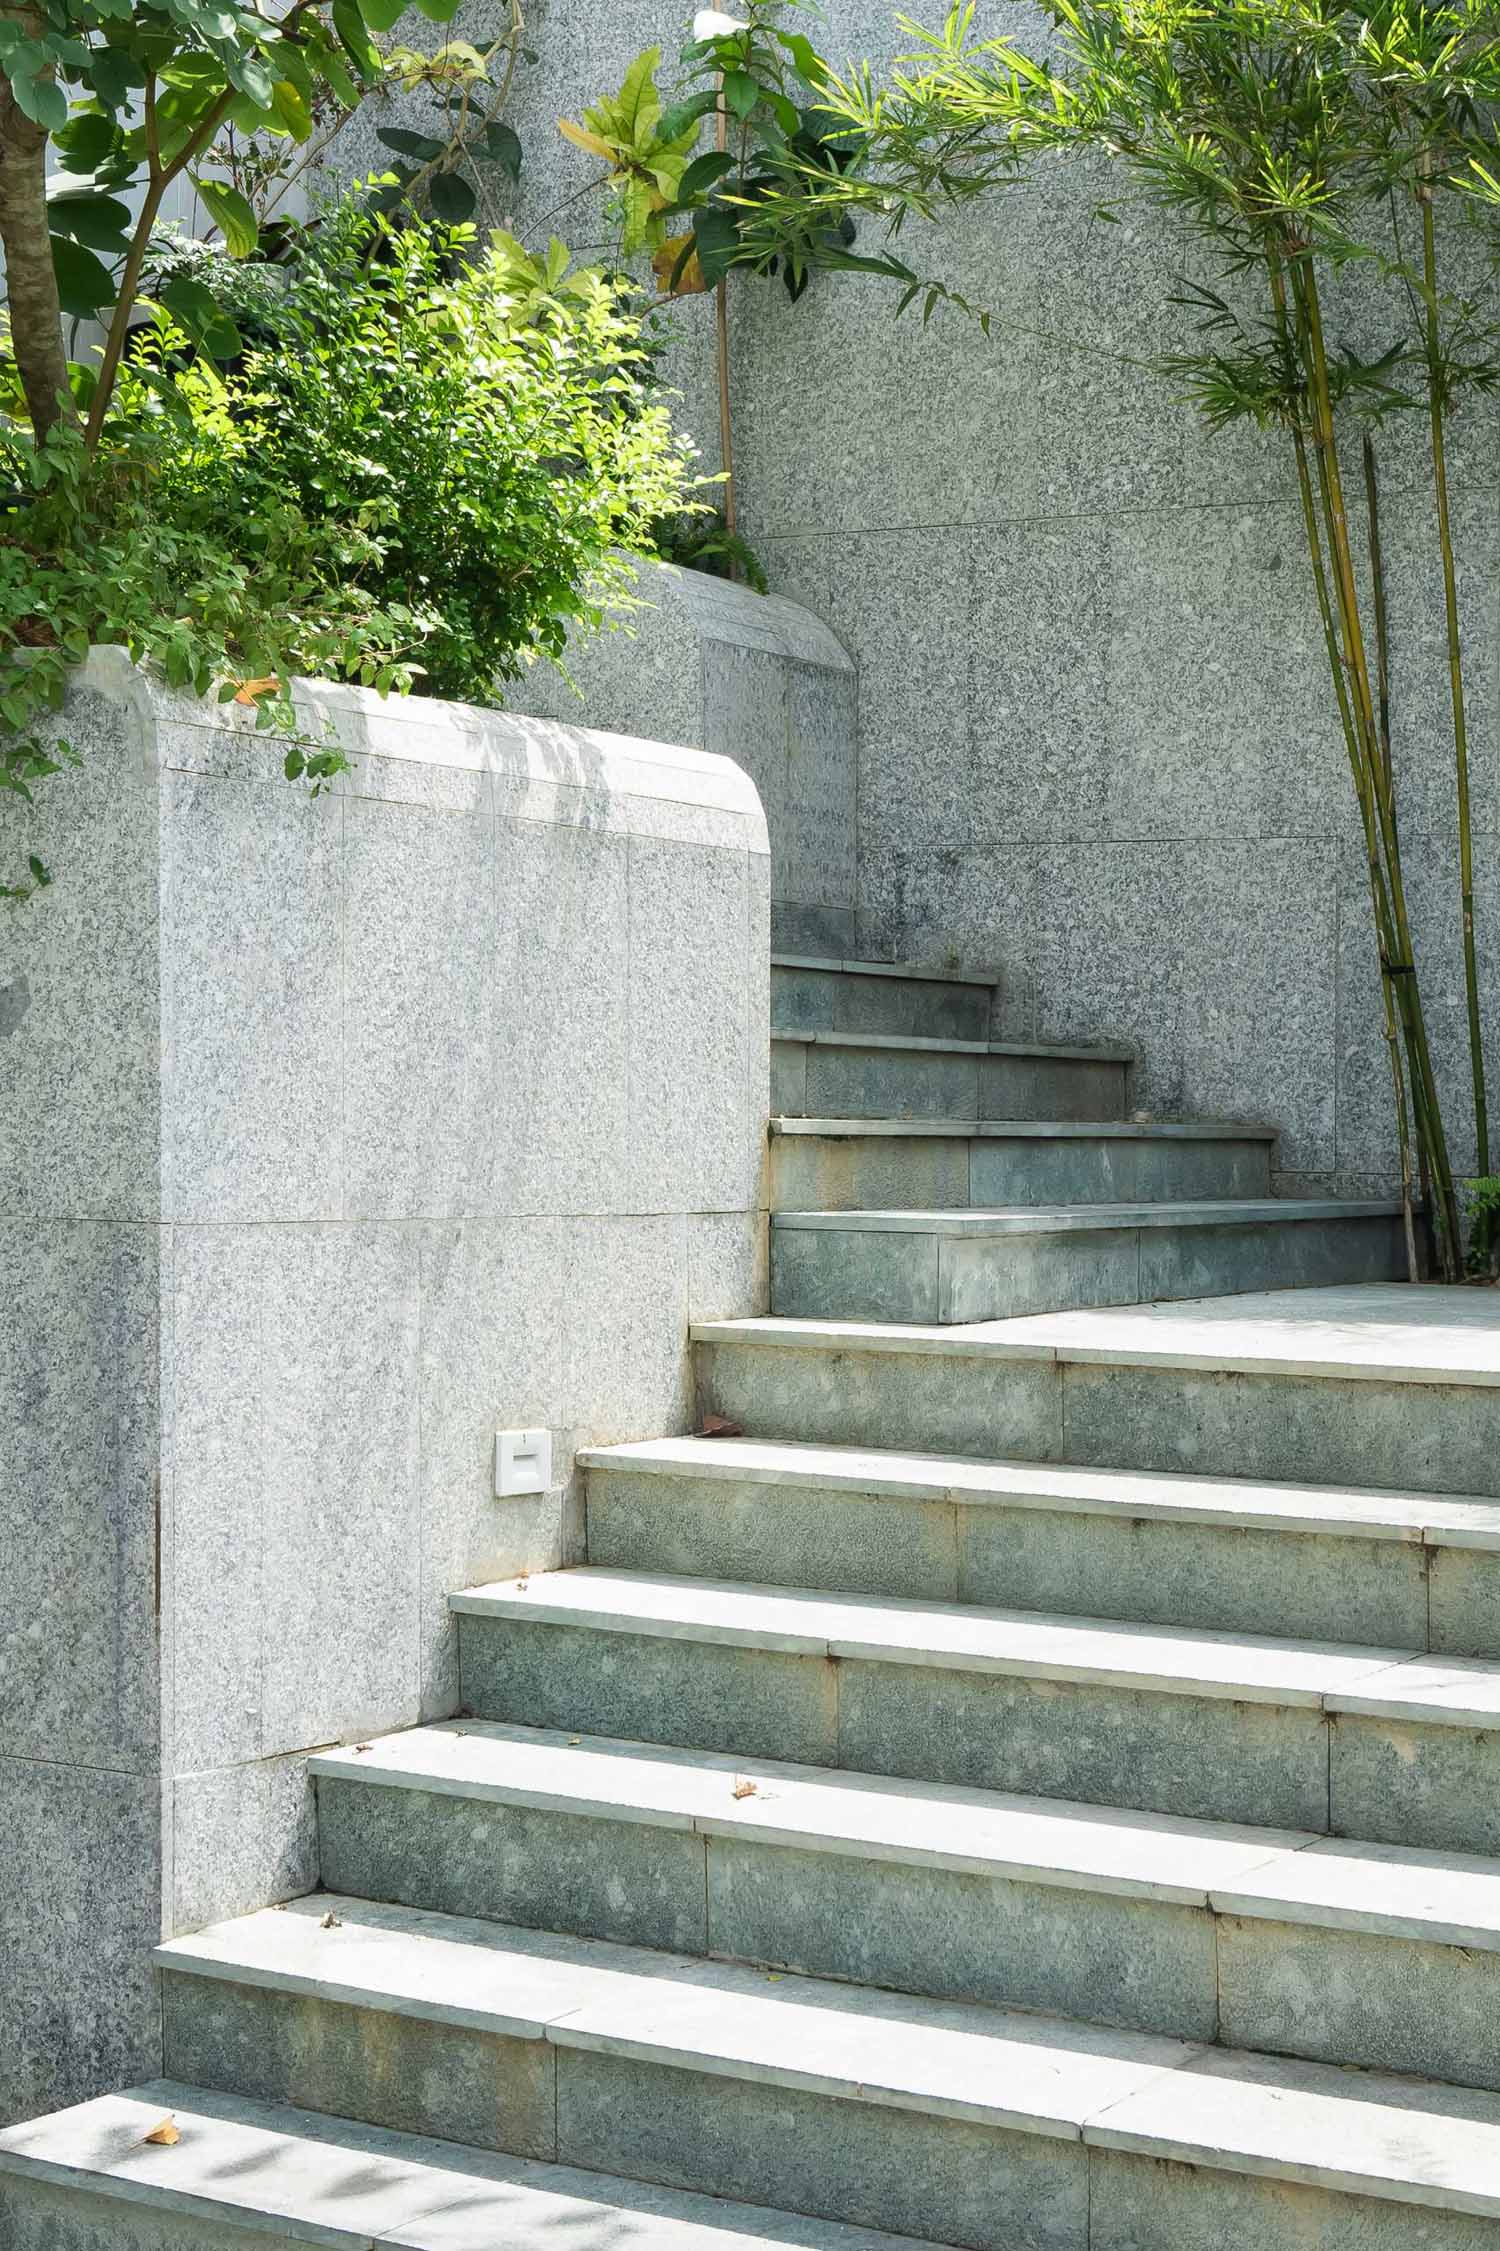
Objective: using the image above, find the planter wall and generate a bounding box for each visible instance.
[522,560,858,958]
[0,649,770,2124]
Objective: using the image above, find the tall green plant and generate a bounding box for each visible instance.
[741,0,1500,1276]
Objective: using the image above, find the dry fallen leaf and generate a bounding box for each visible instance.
[320,1910,342,1930]
[732,1778,758,1800]
[353,1743,372,1755]
[567,1736,582,1746]
[516,1574,530,1591]
[700,1415,744,1439]
[143,2118,180,2146]
[232,675,279,706]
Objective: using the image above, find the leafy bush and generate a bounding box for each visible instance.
[0,195,703,895]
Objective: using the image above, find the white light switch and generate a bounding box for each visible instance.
[495,1427,551,1498]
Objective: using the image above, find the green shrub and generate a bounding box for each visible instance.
[0,195,703,895]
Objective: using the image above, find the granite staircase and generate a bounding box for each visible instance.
[10,958,1500,2250]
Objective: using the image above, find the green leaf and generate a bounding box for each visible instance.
[46,190,132,253]
[377,126,446,159]
[50,235,116,317]
[675,148,734,204]
[428,168,475,221]
[412,0,464,17]
[10,68,67,131]
[356,0,410,30]
[332,0,382,79]
[193,177,259,258]
[775,30,824,83]
[721,68,759,120]
[51,111,120,174]
[270,77,313,139]
[480,120,522,178]
[160,275,243,359]
[692,202,740,284]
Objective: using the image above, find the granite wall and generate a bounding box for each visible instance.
[522,560,858,956]
[458,0,1500,1188]
[0,649,770,2125]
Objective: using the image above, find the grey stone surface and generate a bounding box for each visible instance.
[459,1616,840,1766]
[0,659,768,2123]
[317,1776,709,1954]
[1217,1913,1500,2091]
[771,965,995,1042]
[771,1129,973,1210]
[1062,1362,1500,1498]
[960,1507,1429,1646]
[1428,1546,1500,1659]
[967,1132,1273,1205]
[1089,2145,1500,2251]
[837,1658,1332,1829]
[519,559,856,946]
[695,1339,1062,1460]
[1331,1715,1500,1857]
[706,1837,1219,2041]
[161,1974,557,2159]
[0,2181,305,2251]
[0,1757,161,2126]
[587,1470,959,1600]
[0,1223,161,1772]
[804,1040,984,1118]
[556,2049,1087,2251]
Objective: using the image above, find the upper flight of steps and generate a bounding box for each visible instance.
[13,958,1500,2251]
[768,953,1403,1322]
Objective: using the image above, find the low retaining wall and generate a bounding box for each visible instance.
[522,559,857,958]
[0,649,770,2123]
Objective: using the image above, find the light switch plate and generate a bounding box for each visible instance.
[495,1427,551,1498]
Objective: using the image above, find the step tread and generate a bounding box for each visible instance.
[450,1566,1488,1716]
[772,953,1000,990]
[313,1717,1500,1948]
[691,1282,1500,1389]
[771,1198,1400,1236]
[0,2080,930,2250]
[772,1029,1133,1061]
[772,1116,1277,1141]
[578,1435,1500,1549]
[148,1899,1500,2217]
[155,1892,1192,2137]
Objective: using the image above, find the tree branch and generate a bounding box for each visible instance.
[0,4,78,441]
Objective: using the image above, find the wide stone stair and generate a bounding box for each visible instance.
[11,957,1500,2248]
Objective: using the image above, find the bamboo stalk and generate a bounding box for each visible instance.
[1363,431,1421,1280]
[1420,184,1488,1178]
[1288,253,1462,1272]
[714,76,737,557]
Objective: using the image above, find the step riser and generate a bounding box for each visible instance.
[454,1615,1500,1853]
[694,1339,1500,1502]
[770,1215,1406,1325]
[314,1774,1500,2090]
[11,2143,1498,2251]
[770,1133,1273,1212]
[772,1042,1128,1123]
[156,1970,1059,2251]
[156,1970,1500,2251]
[772,964,994,1042]
[584,1468,1500,1651]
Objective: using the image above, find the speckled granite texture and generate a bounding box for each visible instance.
[0,650,769,2125]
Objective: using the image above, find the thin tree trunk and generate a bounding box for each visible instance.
[1420,185,1488,1178]
[0,8,76,442]
[714,74,736,562]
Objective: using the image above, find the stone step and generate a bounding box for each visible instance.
[770,1115,1276,1211]
[692,1282,1500,1501]
[771,1031,1131,1122]
[578,1435,1500,1647]
[0,2079,936,2251]
[148,1895,1500,2250]
[313,1714,1500,2084]
[451,1567,1500,1850]
[771,954,1001,1042]
[770,1200,1405,1324]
